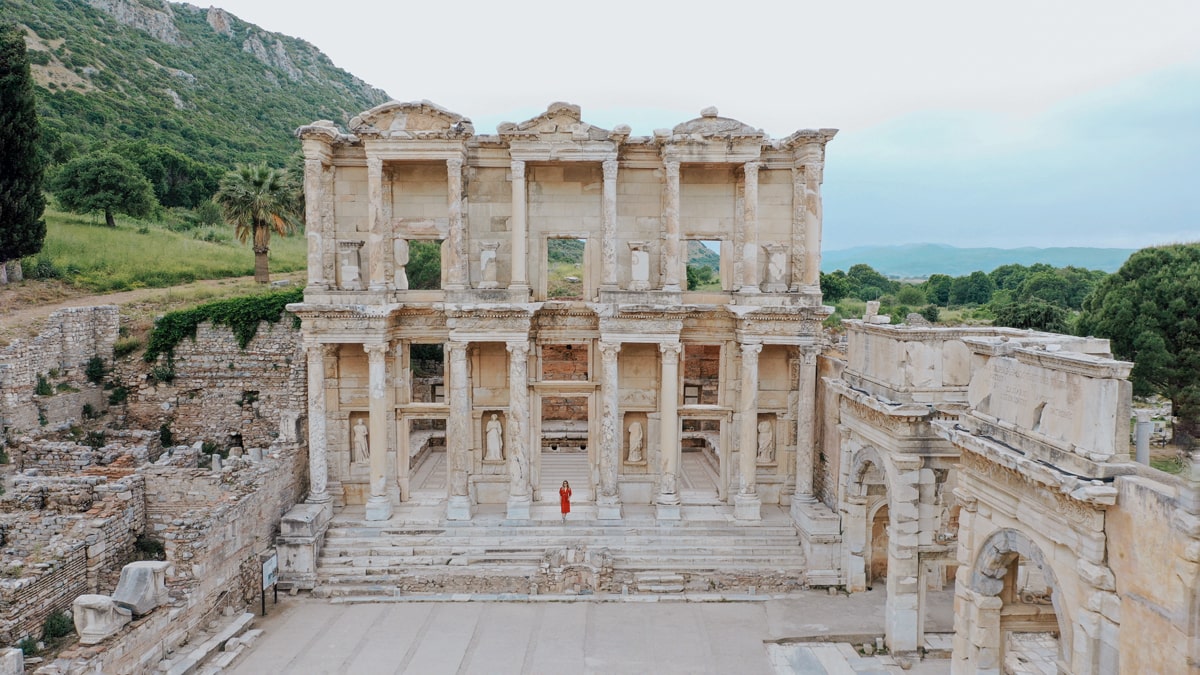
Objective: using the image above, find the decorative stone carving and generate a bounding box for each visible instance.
[628,421,644,463]
[393,237,409,290]
[112,561,171,616]
[479,241,500,289]
[73,594,131,645]
[484,413,504,461]
[338,240,364,291]
[628,241,650,291]
[352,417,369,463]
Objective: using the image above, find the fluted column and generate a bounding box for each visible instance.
[739,162,761,293]
[509,160,528,290]
[802,162,824,288]
[304,342,330,505]
[661,161,681,292]
[366,156,387,291]
[303,158,326,289]
[601,160,619,288]
[446,157,467,290]
[446,341,473,520]
[597,341,623,519]
[794,346,820,502]
[505,342,532,519]
[735,341,763,521]
[657,342,682,518]
[364,342,393,520]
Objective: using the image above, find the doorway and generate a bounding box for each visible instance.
[537,394,593,502]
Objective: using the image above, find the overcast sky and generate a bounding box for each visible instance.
[212,0,1200,251]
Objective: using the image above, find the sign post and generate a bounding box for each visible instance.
[261,550,278,616]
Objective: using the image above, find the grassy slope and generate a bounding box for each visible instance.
[28,207,306,292]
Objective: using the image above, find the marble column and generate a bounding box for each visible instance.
[739,162,761,293]
[364,343,393,520]
[366,156,387,291]
[446,157,467,290]
[802,162,824,288]
[661,161,682,292]
[304,342,331,507]
[446,341,473,520]
[790,166,805,292]
[320,164,337,286]
[303,158,326,289]
[793,346,820,503]
[657,342,682,519]
[509,160,528,290]
[505,342,532,520]
[601,159,619,289]
[735,341,763,521]
[597,341,623,519]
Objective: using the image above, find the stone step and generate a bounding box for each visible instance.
[319,541,803,554]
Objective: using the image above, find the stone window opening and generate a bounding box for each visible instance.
[404,239,444,291]
[685,239,725,291]
[546,237,586,300]
[409,342,446,403]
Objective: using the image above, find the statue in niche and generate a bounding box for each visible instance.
[756,420,775,464]
[394,238,409,290]
[485,414,504,461]
[352,417,369,463]
[627,421,644,463]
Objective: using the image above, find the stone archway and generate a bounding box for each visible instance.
[842,445,890,593]
[956,528,1068,675]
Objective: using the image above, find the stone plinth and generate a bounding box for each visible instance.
[447,495,473,521]
[734,493,762,521]
[276,502,332,590]
[112,561,171,615]
[791,499,842,586]
[74,594,132,645]
[506,496,531,521]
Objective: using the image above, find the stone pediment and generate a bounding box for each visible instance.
[669,107,765,142]
[349,100,474,140]
[498,102,630,144]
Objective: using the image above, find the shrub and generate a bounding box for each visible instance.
[84,430,106,448]
[35,375,53,396]
[82,403,98,419]
[919,305,940,323]
[85,356,106,384]
[134,535,166,561]
[107,385,129,405]
[159,423,173,447]
[113,337,142,359]
[43,611,74,640]
[18,637,37,656]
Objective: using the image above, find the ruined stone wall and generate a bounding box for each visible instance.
[0,474,146,643]
[815,354,845,509]
[14,430,160,476]
[119,321,306,450]
[0,306,119,432]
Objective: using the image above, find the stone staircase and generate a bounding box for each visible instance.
[311,510,807,598]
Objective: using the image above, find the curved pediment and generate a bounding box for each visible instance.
[499,102,629,143]
[671,107,764,141]
[349,100,474,140]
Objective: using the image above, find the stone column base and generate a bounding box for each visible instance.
[734,493,762,521]
[791,498,843,586]
[655,503,681,520]
[364,495,393,521]
[506,496,532,521]
[596,495,623,520]
[447,495,473,521]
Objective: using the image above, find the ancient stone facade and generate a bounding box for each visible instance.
[292,101,834,522]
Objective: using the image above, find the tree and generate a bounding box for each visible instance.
[820,270,851,303]
[847,263,897,299]
[896,284,927,306]
[1077,244,1200,448]
[1017,270,1071,307]
[407,240,443,290]
[50,151,156,227]
[113,141,222,208]
[0,22,47,283]
[992,299,1069,333]
[949,270,996,305]
[923,274,953,306]
[214,164,301,283]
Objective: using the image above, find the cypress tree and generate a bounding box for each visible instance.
[0,22,47,282]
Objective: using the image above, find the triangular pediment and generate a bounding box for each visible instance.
[349,100,473,139]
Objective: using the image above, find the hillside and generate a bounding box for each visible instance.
[4,0,389,168]
[822,244,1136,278]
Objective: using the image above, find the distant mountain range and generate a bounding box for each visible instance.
[821,244,1136,278]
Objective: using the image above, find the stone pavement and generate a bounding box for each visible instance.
[226,589,952,674]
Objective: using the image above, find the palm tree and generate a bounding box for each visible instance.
[214,164,300,284]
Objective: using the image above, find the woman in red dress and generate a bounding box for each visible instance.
[559,480,571,523]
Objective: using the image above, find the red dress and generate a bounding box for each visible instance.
[559,486,572,514]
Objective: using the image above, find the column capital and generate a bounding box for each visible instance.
[505,341,530,357]
[740,341,763,357]
[800,344,821,365]
[598,341,622,357]
[602,159,619,180]
[743,161,761,179]
[447,156,464,173]
[659,342,682,362]
[363,342,389,358]
[803,161,824,183]
[510,159,525,179]
[367,156,383,172]
[446,341,469,357]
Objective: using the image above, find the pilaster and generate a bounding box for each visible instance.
[794,346,820,501]
[364,342,392,521]
[802,162,824,288]
[366,156,386,291]
[446,157,467,290]
[303,342,331,511]
[739,162,761,294]
[303,158,327,289]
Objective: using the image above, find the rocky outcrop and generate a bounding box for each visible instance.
[242,33,302,82]
[206,6,234,36]
[86,0,182,45]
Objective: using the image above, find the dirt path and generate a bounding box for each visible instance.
[0,273,305,345]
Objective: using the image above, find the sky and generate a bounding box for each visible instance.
[212,0,1200,251]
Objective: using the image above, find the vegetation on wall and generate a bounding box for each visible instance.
[143,286,302,363]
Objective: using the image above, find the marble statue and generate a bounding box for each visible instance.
[757,420,775,464]
[394,237,409,290]
[627,421,644,463]
[353,418,369,463]
[485,413,504,461]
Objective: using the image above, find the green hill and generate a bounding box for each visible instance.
[4,0,389,168]
[822,244,1136,278]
